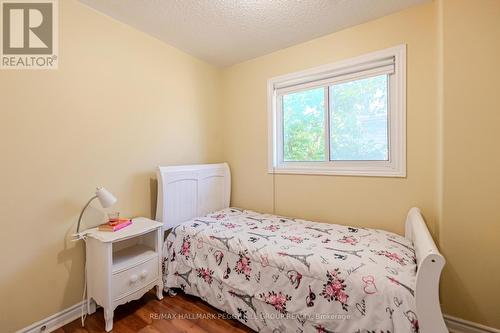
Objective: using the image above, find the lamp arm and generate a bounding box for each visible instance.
[76,195,98,234]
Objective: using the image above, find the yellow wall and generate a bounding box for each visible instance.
[222,2,439,237]
[0,1,222,331]
[439,0,500,327]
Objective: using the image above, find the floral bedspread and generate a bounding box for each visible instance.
[162,208,419,333]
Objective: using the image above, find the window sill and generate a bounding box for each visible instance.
[267,166,406,178]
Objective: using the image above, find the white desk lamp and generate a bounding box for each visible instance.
[74,187,117,325]
[75,187,117,236]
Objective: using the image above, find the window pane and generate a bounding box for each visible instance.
[329,75,388,161]
[283,87,325,162]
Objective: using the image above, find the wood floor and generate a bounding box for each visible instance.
[57,290,254,333]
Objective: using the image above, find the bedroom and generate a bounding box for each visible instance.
[0,0,498,333]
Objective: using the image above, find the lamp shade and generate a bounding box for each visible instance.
[95,187,117,208]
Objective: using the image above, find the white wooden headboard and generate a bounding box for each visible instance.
[156,163,231,230]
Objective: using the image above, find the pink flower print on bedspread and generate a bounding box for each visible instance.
[210,213,226,220]
[281,235,307,243]
[260,291,292,314]
[372,249,407,266]
[338,235,359,245]
[180,236,191,259]
[196,267,214,285]
[321,268,349,311]
[263,224,280,232]
[235,250,252,280]
[222,222,238,229]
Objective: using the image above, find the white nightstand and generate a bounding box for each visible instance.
[81,218,164,332]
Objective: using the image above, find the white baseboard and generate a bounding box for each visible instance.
[15,301,90,333]
[445,314,500,333]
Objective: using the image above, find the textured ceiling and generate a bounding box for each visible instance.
[79,0,429,67]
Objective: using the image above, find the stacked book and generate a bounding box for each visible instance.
[98,218,132,232]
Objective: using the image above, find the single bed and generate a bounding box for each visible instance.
[156,163,447,333]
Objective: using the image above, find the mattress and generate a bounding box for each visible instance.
[162,208,419,333]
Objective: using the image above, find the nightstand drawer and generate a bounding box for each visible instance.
[112,255,159,300]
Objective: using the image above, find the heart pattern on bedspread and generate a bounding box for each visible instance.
[163,208,419,333]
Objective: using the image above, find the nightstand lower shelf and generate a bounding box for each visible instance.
[112,244,157,273]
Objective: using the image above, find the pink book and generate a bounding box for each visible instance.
[98,220,132,232]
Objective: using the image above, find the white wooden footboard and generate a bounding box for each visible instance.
[405,207,448,333]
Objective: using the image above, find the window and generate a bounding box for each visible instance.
[268,45,406,177]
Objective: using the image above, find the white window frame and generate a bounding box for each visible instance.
[267,44,406,177]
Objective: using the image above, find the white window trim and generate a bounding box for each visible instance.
[267,44,406,177]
